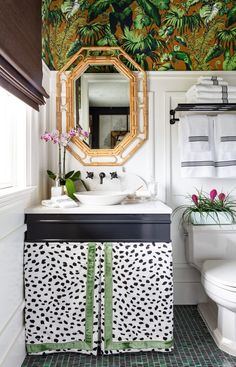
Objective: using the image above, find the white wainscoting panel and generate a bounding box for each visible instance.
[0,63,50,366]
[0,200,26,367]
[0,226,24,332]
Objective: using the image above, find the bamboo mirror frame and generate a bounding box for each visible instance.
[56,47,147,166]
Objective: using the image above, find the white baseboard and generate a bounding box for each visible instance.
[0,301,25,367]
[0,329,25,367]
[174,281,207,305]
[173,264,207,304]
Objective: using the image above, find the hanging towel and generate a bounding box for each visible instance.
[215,114,236,152]
[215,114,236,177]
[186,115,210,152]
[178,115,215,177]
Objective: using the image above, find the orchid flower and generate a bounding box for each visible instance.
[50,130,60,144]
[41,128,89,180]
[41,132,52,142]
[60,132,70,147]
[69,128,77,138]
[80,129,89,138]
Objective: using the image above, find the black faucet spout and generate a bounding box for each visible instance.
[99,172,106,184]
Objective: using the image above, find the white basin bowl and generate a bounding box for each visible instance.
[74,191,128,206]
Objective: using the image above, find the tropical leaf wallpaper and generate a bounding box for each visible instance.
[42,0,236,71]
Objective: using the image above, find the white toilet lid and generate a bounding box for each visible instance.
[202,260,236,289]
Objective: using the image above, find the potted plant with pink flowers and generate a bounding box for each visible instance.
[41,128,89,198]
[174,189,236,225]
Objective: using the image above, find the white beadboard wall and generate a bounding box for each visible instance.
[0,192,32,367]
[0,63,50,367]
[48,70,236,305]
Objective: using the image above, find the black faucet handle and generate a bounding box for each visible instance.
[110,171,118,179]
[86,171,94,179]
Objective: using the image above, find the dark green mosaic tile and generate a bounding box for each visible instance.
[21,306,236,367]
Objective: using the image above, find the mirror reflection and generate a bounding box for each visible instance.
[74,66,130,150]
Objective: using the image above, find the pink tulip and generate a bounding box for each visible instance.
[210,189,217,201]
[192,194,198,205]
[218,192,226,202]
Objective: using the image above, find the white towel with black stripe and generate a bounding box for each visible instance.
[197,76,228,86]
[215,114,236,177]
[179,115,215,177]
[187,91,236,99]
[186,97,236,103]
[186,85,236,103]
[188,85,236,93]
[186,115,210,152]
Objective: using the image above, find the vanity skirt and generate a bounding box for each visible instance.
[24,242,173,355]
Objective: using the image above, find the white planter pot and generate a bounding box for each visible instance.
[190,211,233,225]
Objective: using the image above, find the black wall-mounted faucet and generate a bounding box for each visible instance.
[86,171,94,179]
[99,172,106,184]
[110,171,118,179]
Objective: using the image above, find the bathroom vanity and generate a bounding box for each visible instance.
[24,201,173,355]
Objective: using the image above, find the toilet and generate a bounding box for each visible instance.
[185,224,236,356]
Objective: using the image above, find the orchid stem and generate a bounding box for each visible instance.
[58,144,62,179]
[63,147,66,179]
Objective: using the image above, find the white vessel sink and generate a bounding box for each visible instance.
[74,191,128,206]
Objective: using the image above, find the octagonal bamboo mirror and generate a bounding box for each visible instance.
[57,47,147,166]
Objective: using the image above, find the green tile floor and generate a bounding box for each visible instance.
[21,306,236,367]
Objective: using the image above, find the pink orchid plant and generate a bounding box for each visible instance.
[41,128,89,196]
[174,188,236,224]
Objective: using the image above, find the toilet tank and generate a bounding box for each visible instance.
[185,224,236,270]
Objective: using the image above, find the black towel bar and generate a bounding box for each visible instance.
[170,103,236,124]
